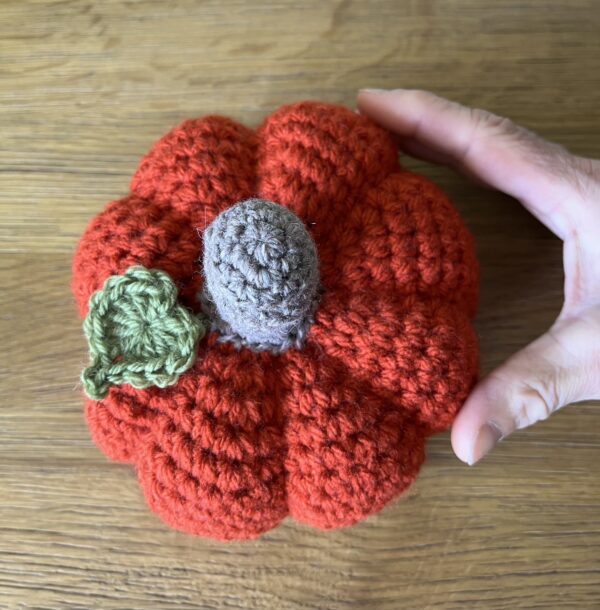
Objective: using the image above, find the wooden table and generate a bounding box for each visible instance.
[1,1,599,608]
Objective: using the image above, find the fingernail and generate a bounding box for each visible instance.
[470,422,503,465]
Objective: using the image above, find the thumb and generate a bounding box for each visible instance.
[451,310,600,464]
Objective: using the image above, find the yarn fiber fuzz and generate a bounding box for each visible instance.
[72,101,479,541]
[201,198,320,352]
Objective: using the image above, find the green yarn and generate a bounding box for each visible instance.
[82,266,206,400]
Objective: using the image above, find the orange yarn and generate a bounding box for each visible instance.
[72,101,479,540]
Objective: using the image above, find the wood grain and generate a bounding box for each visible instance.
[1,1,599,608]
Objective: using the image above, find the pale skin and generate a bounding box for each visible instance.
[357,89,600,465]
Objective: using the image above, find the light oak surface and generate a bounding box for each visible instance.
[1,1,599,608]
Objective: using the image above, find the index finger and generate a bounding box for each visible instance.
[357,89,581,240]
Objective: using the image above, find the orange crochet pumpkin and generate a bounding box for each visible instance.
[72,101,479,540]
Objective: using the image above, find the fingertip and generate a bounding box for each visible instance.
[473,422,504,464]
[451,383,507,465]
[357,88,461,144]
[356,88,391,115]
[356,89,417,139]
[357,88,393,96]
[357,88,408,110]
[357,88,411,109]
[452,421,501,466]
[451,405,480,465]
[357,87,423,100]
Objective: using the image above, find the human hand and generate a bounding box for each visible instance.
[357,88,600,465]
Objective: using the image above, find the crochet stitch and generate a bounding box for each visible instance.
[202,198,320,352]
[72,101,479,540]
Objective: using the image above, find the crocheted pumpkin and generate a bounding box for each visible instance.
[72,101,479,540]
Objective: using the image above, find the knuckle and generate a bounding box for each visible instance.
[573,155,600,178]
[407,88,441,106]
[570,156,600,200]
[512,377,560,430]
[464,109,527,163]
[514,368,564,428]
[470,108,514,136]
[484,369,561,432]
[469,108,598,205]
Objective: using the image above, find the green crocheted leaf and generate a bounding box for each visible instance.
[81,266,206,400]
